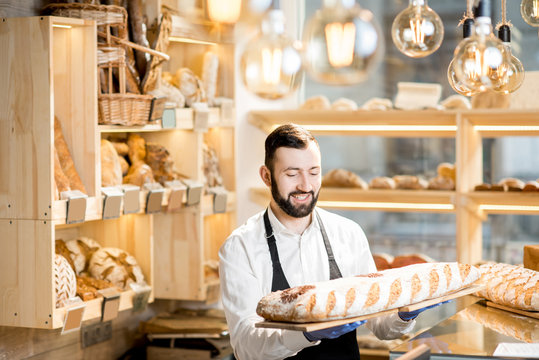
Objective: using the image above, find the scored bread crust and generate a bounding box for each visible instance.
[474,263,539,311]
[256,262,480,322]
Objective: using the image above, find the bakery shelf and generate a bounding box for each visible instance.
[51,196,102,224]
[249,188,456,213]
[467,191,539,215]
[461,109,539,137]
[201,192,237,216]
[52,288,154,328]
[248,109,458,138]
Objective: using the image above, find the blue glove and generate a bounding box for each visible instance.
[303,320,366,342]
[398,300,452,321]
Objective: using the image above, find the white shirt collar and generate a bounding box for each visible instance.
[267,206,320,237]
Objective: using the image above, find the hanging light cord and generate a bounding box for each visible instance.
[496,0,512,30]
[459,0,474,26]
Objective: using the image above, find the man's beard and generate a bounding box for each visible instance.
[270,174,319,218]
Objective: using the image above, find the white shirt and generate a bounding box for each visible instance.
[219,207,415,360]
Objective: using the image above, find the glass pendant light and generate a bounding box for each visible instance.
[391,0,444,58]
[452,0,511,92]
[448,18,480,96]
[491,25,525,94]
[207,0,242,23]
[239,1,303,99]
[302,0,382,85]
[521,0,539,26]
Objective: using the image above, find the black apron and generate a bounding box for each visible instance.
[263,209,360,360]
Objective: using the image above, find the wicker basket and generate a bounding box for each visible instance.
[98,93,153,126]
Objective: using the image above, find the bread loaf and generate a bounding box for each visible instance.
[523,181,539,192]
[498,178,524,191]
[257,262,480,322]
[474,263,539,311]
[76,275,116,301]
[55,254,77,308]
[146,142,177,185]
[331,98,358,111]
[391,253,434,268]
[89,247,145,290]
[373,253,393,271]
[436,163,456,182]
[101,139,123,187]
[322,169,368,189]
[300,95,331,110]
[64,237,102,275]
[54,147,71,194]
[457,303,539,343]
[54,117,86,194]
[428,175,455,190]
[393,175,428,190]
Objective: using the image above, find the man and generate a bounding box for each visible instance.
[220,124,433,360]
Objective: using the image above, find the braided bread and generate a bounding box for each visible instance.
[474,263,539,311]
[257,262,479,323]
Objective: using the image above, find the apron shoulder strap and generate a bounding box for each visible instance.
[315,210,343,280]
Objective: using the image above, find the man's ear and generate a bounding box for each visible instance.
[259,166,272,187]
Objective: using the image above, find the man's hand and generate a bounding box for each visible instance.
[303,320,366,342]
[398,300,452,321]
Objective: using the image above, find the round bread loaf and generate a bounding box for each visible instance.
[369,176,396,190]
[498,177,525,191]
[437,163,456,181]
[300,95,331,110]
[55,254,77,308]
[393,175,428,190]
[89,247,145,290]
[64,237,102,275]
[322,169,368,189]
[331,98,358,111]
[428,175,455,190]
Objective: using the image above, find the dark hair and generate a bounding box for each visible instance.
[264,124,318,172]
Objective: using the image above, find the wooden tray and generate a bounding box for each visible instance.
[485,301,539,320]
[255,284,485,332]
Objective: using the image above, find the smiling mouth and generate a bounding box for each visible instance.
[290,193,311,201]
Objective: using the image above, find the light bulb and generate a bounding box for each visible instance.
[448,18,479,96]
[207,0,241,23]
[391,0,444,58]
[490,25,525,94]
[521,0,539,26]
[302,0,383,85]
[240,10,303,99]
[453,15,511,92]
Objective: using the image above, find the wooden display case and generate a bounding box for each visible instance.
[248,108,539,266]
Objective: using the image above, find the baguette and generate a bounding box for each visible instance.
[257,262,479,323]
[474,263,539,311]
[54,117,87,193]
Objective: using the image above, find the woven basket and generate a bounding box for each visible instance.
[98,93,153,126]
[43,3,128,38]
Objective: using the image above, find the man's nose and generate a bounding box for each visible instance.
[297,173,311,192]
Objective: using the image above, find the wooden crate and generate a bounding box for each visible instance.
[0,16,99,221]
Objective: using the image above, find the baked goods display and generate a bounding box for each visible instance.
[331,98,358,111]
[369,176,396,190]
[54,117,86,194]
[54,254,77,308]
[76,275,117,301]
[89,247,145,290]
[203,143,224,188]
[145,142,177,185]
[456,303,539,343]
[123,134,156,186]
[474,177,539,192]
[257,262,480,322]
[474,263,539,311]
[300,95,331,110]
[63,237,102,275]
[101,139,123,187]
[322,169,368,189]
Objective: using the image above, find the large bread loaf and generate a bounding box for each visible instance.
[256,262,479,323]
[474,263,539,311]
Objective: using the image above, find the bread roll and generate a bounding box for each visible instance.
[523,181,539,192]
[369,176,396,190]
[257,262,480,322]
[54,117,86,194]
[428,175,455,190]
[393,175,428,190]
[437,163,456,182]
[101,139,123,187]
[498,178,525,191]
[360,98,393,111]
[474,263,539,311]
[123,162,156,186]
[64,237,102,275]
[300,95,331,110]
[373,253,394,271]
[331,98,358,111]
[474,183,491,191]
[146,142,177,185]
[322,169,368,189]
[76,275,116,301]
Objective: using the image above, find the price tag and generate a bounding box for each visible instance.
[193,102,209,132]
[182,179,203,206]
[144,183,164,214]
[97,288,121,322]
[165,180,186,212]
[61,190,87,224]
[130,283,152,313]
[61,297,85,334]
[119,184,140,214]
[101,187,124,219]
[216,97,234,123]
[209,186,228,213]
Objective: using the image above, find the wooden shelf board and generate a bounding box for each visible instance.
[202,192,237,216]
[250,188,455,213]
[53,289,154,329]
[468,191,539,215]
[249,109,457,137]
[51,196,102,224]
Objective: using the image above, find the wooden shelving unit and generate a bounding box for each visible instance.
[249,108,539,265]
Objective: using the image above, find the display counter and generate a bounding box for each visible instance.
[390,302,539,360]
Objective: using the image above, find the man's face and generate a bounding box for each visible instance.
[269,142,322,218]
